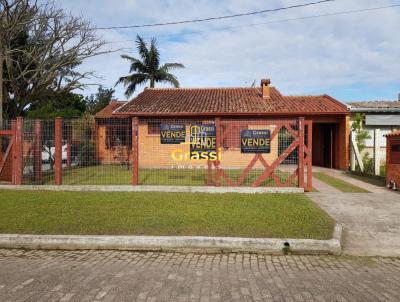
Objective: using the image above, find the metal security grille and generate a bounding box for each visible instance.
[0,117,312,190]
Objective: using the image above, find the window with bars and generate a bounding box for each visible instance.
[221,123,248,149]
[105,125,130,149]
[391,143,400,164]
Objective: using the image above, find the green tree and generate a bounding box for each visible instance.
[27,92,86,119]
[85,86,115,114]
[1,0,106,118]
[351,113,372,173]
[351,113,371,153]
[116,35,184,97]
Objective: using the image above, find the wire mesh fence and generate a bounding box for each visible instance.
[0,119,12,131]
[0,117,312,189]
[0,120,14,183]
[62,117,132,185]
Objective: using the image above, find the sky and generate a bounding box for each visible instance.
[51,0,400,103]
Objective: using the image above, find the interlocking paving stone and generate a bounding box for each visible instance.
[0,249,400,301]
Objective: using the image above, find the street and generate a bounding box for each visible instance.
[0,249,399,301]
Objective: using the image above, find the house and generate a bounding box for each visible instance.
[95,79,349,172]
[348,99,400,167]
[94,101,130,164]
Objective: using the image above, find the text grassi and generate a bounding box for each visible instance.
[170,125,220,161]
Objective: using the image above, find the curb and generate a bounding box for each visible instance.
[0,185,304,194]
[0,225,342,255]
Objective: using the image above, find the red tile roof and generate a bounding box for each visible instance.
[115,87,347,116]
[95,101,127,118]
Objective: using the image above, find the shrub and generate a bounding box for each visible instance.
[77,141,98,166]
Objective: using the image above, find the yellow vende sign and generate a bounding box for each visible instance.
[189,124,217,160]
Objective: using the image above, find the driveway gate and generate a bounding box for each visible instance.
[0,120,15,183]
[205,118,312,190]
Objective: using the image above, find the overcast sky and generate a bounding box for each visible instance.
[52,0,400,103]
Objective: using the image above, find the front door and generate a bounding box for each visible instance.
[312,123,337,168]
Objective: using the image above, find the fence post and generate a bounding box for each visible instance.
[33,119,42,183]
[306,120,313,192]
[54,117,62,185]
[132,117,139,185]
[298,117,305,189]
[374,128,381,176]
[215,117,221,187]
[13,118,23,185]
[350,142,356,171]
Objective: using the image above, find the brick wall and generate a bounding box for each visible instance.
[96,122,280,169]
[138,123,279,169]
[386,135,400,186]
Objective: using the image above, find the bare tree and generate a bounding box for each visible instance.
[0,0,108,118]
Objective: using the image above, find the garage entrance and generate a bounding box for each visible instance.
[312,123,338,169]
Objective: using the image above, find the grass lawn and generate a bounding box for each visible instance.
[345,172,386,187]
[313,172,369,193]
[42,165,296,187]
[0,190,334,239]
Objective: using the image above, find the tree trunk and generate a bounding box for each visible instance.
[150,77,155,88]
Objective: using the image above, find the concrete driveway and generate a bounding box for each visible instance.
[308,192,400,257]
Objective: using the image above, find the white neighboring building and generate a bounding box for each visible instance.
[348,99,400,166]
[42,144,68,162]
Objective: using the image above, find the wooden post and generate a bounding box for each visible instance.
[374,128,381,176]
[350,144,356,171]
[132,117,139,185]
[14,117,23,185]
[54,117,62,185]
[33,120,42,183]
[215,117,221,187]
[306,120,313,192]
[298,117,305,189]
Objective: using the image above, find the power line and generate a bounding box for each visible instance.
[106,4,400,44]
[96,0,337,30]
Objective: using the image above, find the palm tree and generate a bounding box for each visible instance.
[116,35,184,97]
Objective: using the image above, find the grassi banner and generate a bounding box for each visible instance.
[160,124,186,144]
[240,129,271,153]
[190,124,217,160]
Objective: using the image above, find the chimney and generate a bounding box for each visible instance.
[261,79,271,98]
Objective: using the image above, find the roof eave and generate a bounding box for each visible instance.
[113,111,348,117]
[350,108,400,113]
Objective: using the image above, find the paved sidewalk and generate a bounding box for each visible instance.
[308,192,400,257]
[1,249,400,302]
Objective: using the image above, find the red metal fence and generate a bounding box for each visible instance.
[0,117,312,191]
